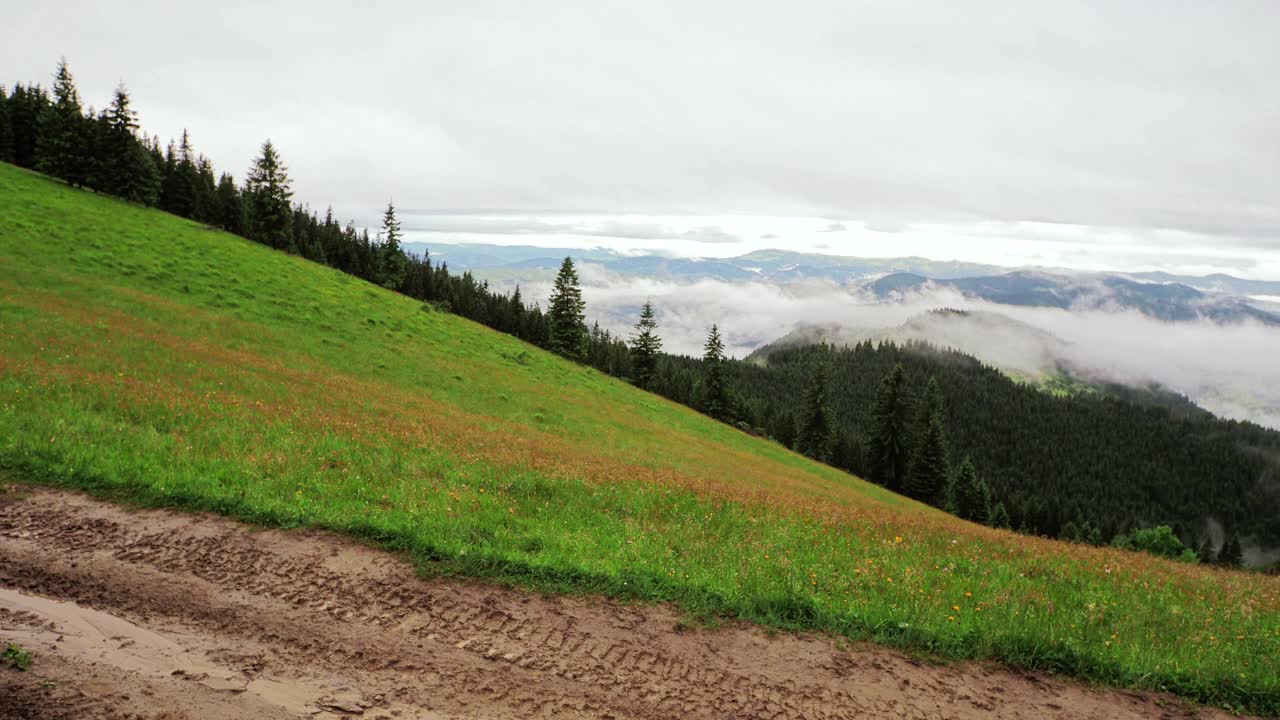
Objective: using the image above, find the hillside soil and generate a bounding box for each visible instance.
[0,488,1243,720]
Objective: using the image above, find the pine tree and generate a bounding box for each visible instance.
[1220,534,1244,568]
[795,358,834,461]
[95,85,159,204]
[867,363,912,491]
[629,301,662,390]
[949,458,991,524]
[192,155,217,222]
[377,201,408,289]
[213,173,244,234]
[989,501,1011,529]
[700,324,732,421]
[1060,521,1083,542]
[547,257,587,360]
[160,139,194,216]
[9,84,49,168]
[904,377,950,505]
[0,85,14,163]
[35,58,91,187]
[244,139,294,251]
[1196,536,1217,565]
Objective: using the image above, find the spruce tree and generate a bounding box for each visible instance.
[629,301,662,390]
[9,84,48,168]
[244,139,294,251]
[193,155,217,222]
[989,501,1011,529]
[0,85,14,163]
[213,173,245,234]
[795,358,834,461]
[547,257,587,360]
[96,85,159,204]
[1196,536,1217,565]
[867,363,911,491]
[1220,534,1244,568]
[377,201,408,289]
[701,324,731,420]
[159,140,192,216]
[904,377,950,506]
[950,457,991,523]
[1060,521,1083,542]
[35,58,90,187]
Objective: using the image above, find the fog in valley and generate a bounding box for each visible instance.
[510,267,1280,430]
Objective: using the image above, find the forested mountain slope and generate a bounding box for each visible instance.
[668,340,1280,553]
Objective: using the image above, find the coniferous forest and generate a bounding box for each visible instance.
[4,59,1278,567]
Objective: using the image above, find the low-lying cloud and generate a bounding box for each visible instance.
[513,268,1280,428]
[398,215,740,245]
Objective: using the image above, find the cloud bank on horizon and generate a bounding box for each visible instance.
[391,212,1280,279]
[509,268,1280,429]
[5,1,1279,275]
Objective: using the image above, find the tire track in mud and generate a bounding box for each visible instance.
[0,489,1235,719]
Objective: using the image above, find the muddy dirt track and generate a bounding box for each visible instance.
[0,489,1242,720]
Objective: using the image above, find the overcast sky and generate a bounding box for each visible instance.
[6,1,1280,277]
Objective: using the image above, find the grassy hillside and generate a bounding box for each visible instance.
[1,162,1278,713]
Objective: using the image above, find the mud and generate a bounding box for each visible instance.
[0,489,1240,719]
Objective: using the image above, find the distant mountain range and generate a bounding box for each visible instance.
[407,243,1280,326]
[864,271,1280,325]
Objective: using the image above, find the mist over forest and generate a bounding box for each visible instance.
[501,267,1280,429]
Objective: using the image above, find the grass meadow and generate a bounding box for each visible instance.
[1,162,1277,713]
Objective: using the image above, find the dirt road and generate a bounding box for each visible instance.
[0,488,1235,719]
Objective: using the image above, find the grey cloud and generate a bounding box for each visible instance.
[5,1,1279,247]
[396,216,738,244]
[821,223,848,233]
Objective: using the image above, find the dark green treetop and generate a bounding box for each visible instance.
[377,201,408,290]
[629,300,662,390]
[904,376,950,506]
[795,357,834,462]
[245,139,294,251]
[548,257,587,360]
[867,363,911,491]
[35,58,91,187]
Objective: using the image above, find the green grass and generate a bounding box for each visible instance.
[2,643,33,672]
[1,162,1278,714]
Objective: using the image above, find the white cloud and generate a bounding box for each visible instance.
[512,270,1280,427]
[5,1,1279,253]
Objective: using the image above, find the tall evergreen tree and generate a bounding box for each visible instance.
[35,58,90,187]
[1220,533,1244,568]
[950,457,991,523]
[244,139,294,251]
[213,172,244,234]
[377,201,408,289]
[160,139,194,216]
[192,155,218,222]
[9,83,49,168]
[989,501,1011,529]
[0,85,14,163]
[95,84,159,204]
[904,377,950,505]
[1196,536,1217,565]
[547,257,587,360]
[629,300,662,390]
[795,358,834,461]
[700,324,732,420]
[867,363,912,491]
